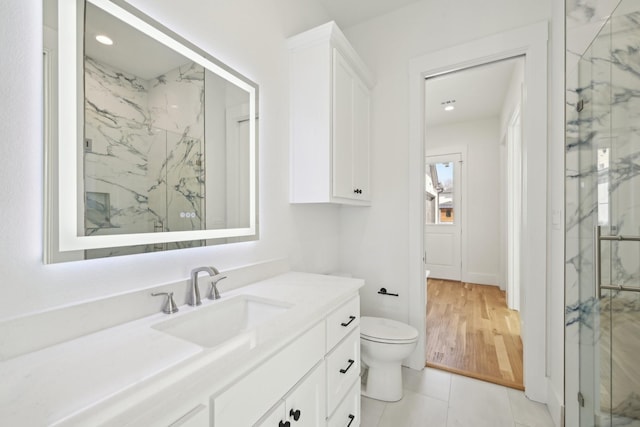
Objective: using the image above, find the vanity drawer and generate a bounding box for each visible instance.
[326,328,360,416]
[327,381,360,427]
[326,296,360,351]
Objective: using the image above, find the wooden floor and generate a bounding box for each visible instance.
[426,278,524,390]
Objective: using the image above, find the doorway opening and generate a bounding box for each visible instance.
[422,57,525,389]
[407,21,548,402]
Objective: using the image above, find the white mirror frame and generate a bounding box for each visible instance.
[57,0,257,251]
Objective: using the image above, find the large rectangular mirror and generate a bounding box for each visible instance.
[43,0,258,262]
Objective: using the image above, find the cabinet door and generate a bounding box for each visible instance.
[332,48,356,200]
[285,362,326,427]
[352,78,370,200]
[255,363,326,427]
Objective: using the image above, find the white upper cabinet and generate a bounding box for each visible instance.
[288,22,374,205]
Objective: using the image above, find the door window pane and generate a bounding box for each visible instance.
[425,161,455,224]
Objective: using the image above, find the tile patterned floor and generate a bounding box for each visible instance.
[360,367,555,427]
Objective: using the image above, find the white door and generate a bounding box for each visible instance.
[332,49,356,200]
[424,153,462,281]
[506,107,522,311]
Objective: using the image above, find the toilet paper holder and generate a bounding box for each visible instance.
[378,287,398,297]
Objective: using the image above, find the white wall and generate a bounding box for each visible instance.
[426,118,501,286]
[338,0,565,423]
[0,0,342,322]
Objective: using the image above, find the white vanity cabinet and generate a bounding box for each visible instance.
[288,22,374,206]
[1,272,365,427]
[212,295,361,427]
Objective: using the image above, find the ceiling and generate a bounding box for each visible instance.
[312,0,525,128]
[85,3,188,80]
[424,57,524,127]
[52,0,523,121]
[316,0,424,28]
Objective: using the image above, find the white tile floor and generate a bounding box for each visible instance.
[360,367,555,427]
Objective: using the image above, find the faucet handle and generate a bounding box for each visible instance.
[208,275,227,300]
[151,292,179,314]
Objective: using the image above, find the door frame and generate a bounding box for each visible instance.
[407,22,549,402]
[507,105,523,311]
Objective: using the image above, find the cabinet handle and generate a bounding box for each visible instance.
[340,359,355,374]
[352,188,363,194]
[347,414,355,427]
[289,408,301,421]
[341,315,356,327]
[279,421,291,427]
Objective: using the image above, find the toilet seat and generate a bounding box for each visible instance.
[360,316,418,344]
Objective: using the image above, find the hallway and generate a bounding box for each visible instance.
[426,278,524,390]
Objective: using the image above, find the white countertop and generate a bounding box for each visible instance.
[0,272,363,426]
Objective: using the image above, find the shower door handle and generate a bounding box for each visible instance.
[594,226,602,299]
[594,226,640,297]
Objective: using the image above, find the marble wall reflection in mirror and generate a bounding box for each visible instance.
[43,0,258,263]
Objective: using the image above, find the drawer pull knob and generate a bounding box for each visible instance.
[340,359,355,374]
[341,316,356,327]
[347,414,355,427]
[289,408,301,421]
[279,421,291,427]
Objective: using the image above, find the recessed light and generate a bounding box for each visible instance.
[444,105,455,111]
[95,34,113,46]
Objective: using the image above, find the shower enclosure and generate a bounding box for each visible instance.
[566,1,640,426]
[82,55,207,259]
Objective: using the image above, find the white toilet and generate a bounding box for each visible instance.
[360,316,419,402]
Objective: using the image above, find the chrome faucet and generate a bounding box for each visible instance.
[189,266,227,306]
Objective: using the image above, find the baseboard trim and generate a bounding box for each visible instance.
[464,272,499,286]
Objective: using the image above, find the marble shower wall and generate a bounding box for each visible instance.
[147,62,205,235]
[83,57,205,257]
[566,0,640,425]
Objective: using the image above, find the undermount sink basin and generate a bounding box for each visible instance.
[152,295,292,348]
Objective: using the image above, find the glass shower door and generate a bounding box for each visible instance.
[574,2,640,425]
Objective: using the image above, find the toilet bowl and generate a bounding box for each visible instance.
[360,316,418,402]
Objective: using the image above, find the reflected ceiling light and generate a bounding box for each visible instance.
[444,105,455,111]
[95,34,113,45]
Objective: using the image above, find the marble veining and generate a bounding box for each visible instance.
[566,0,640,424]
[83,56,205,257]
